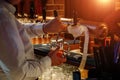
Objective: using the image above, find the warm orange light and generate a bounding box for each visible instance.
[98,0,111,4]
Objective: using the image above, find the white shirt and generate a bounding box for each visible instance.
[0,0,51,80]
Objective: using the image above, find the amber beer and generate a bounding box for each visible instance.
[31,35,51,44]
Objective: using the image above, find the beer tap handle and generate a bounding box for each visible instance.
[72,10,77,26]
[54,10,58,17]
[53,10,60,43]
[42,8,46,22]
[72,10,78,44]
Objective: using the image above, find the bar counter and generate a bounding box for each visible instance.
[33,43,95,80]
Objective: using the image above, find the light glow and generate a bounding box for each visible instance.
[98,0,111,4]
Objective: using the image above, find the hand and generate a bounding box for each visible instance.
[44,17,67,34]
[48,47,66,66]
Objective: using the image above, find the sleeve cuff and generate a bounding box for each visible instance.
[33,23,45,35]
[23,22,46,35]
[40,56,52,69]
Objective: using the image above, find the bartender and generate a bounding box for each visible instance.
[0,0,67,80]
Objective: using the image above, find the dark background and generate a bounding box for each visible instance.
[65,0,115,22]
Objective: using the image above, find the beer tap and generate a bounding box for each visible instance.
[72,10,78,44]
[72,10,77,26]
[53,10,58,17]
[52,10,70,56]
[42,8,46,23]
[53,10,60,44]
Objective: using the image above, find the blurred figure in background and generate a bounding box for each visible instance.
[104,10,120,78]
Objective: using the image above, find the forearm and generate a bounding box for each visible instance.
[22,56,51,77]
[22,23,45,38]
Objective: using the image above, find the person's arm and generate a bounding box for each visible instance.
[18,18,67,38]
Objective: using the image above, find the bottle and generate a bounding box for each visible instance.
[73,70,81,80]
